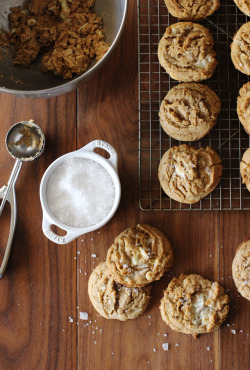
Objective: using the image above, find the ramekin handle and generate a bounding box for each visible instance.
[79,140,118,170]
[42,215,81,245]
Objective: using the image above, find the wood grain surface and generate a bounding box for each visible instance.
[0,1,249,370]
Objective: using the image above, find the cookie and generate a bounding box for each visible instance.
[231,22,250,75]
[158,144,222,204]
[240,148,250,191]
[106,224,174,288]
[158,22,217,82]
[159,83,221,141]
[164,0,220,21]
[237,82,250,135]
[88,262,151,320]
[233,0,250,16]
[160,274,230,338]
[232,240,250,301]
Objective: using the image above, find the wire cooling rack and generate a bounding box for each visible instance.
[138,0,250,211]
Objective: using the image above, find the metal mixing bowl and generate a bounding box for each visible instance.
[0,0,127,98]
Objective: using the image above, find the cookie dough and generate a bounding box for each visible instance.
[164,0,220,21]
[232,240,250,301]
[160,274,230,338]
[233,0,250,16]
[158,144,222,204]
[159,83,221,141]
[158,22,217,82]
[0,0,109,79]
[231,22,250,75]
[106,224,174,288]
[240,148,250,191]
[88,262,151,320]
[237,82,250,135]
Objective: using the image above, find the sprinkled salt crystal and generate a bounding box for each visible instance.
[94,341,97,344]
[153,348,156,352]
[80,312,88,320]
[240,330,244,333]
[148,322,151,325]
[46,158,115,228]
[148,315,152,319]
[231,330,236,334]
[162,343,169,351]
[227,324,230,327]
[91,254,96,258]
[78,251,80,254]
[163,333,168,337]
[209,254,213,258]
[175,343,180,347]
[207,346,211,351]
[123,264,128,269]
[221,245,223,248]
[69,317,74,323]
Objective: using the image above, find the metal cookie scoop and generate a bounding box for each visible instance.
[0,121,45,278]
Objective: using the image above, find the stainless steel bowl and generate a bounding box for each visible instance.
[0,0,127,98]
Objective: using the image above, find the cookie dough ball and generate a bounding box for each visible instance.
[232,240,250,301]
[237,82,250,135]
[240,148,250,191]
[160,274,230,338]
[164,0,220,21]
[106,224,174,288]
[88,262,151,320]
[233,0,250,16]
[159,83,221,141]
[158,22,217,82]
[158,144,222,204]
[231,22,250,75]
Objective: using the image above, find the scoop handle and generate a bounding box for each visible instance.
[42,215,82,245]
[0,160,22,216]
[79,140,118,170]
[0,185,17,278]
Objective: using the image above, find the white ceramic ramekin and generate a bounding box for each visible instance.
[40,140,121,244]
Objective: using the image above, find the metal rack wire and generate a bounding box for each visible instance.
[138,0,250,210]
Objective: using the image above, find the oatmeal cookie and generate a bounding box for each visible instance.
[160,274,230,338]
[240,148,250,191]
[158,144,222,204]
[159,83,221,141]
[231,22,250,75]
[164,0,220,21]
[237,82,250,135]
[158,22,217,82]
[233,0,250,16]
[106,224,174,288]
[88,262,151,320]
[232,240,250,301]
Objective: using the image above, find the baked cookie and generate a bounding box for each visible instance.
[231,22,250,75]
[232,240,250,301]
[240,148,250,191]
[160,274,230,338]
[158,22,217,82]
[164,0,220,21]
[158,144,222,204]
[88,262,151,320]
[237,82,250,135]
[106,224,174,288]
[233,0,250,16]
[159,83,221,141]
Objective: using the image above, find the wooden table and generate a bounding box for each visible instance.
[0,2,249,369]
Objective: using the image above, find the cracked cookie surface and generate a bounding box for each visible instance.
[160,274,230,338]
[158,22,217,82]
[232,240,250,301]
[233,0,250,16]
[231,22,250,75]
[164,0,220,21]
[159,83,221,141]
[158,144,222,204]
[106,224,174,288]
[237,82,250,135]
[88,262,151,320]
[240,148,250,191]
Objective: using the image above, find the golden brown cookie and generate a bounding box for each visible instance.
[233,0,250,16]
[232,240,250,301]
[231,22,250,75]
[158,144,222,204]
[237,82,250,135]
[164,0,220,21]
[240,148,250,191]
[160,274,230,338]
[88,262,151,320]
[106,224,174,288]
[158,22,217,82]
[159,83,221,141]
